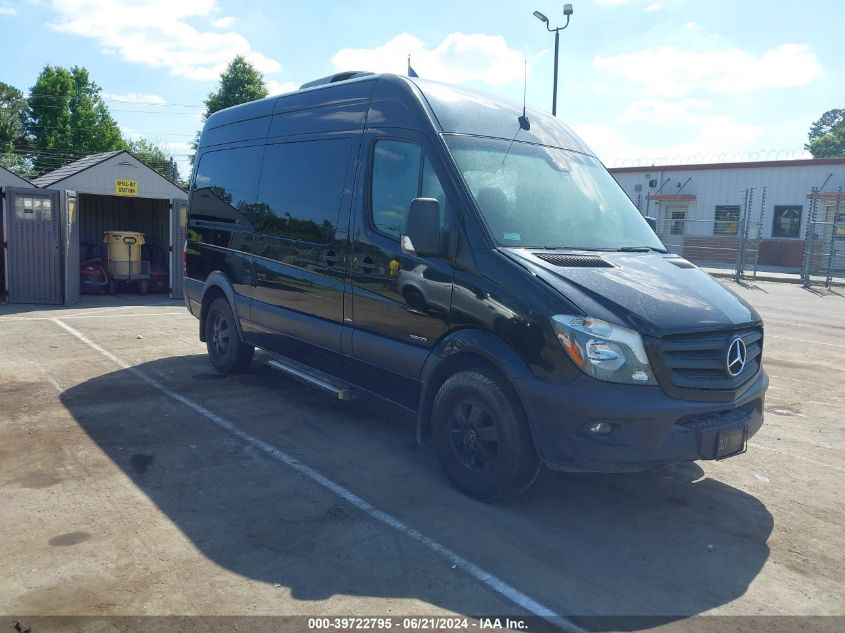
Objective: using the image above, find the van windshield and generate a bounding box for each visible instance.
[445,135,665,251]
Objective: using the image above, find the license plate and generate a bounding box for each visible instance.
[716,426,747,459]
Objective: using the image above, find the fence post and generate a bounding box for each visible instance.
[802,187,819,286]
[752,186,766,281]
[735,188,752,281]
[801,187,821,287]
[825,187,843,288]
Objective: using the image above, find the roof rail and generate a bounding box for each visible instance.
[299,71,376,90]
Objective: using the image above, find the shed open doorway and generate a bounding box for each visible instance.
[78,193,170,295]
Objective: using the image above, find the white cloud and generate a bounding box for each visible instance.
[644,2,663,11]
[617,98,711,123]
[595,43,821,97]
[0,6,17,14]
[212,16,235,28]
[595,0,631,5]
[575,114,764,167]
[46,0,281,81]
[103,92,167,105]
[580,94,766,166]
[266,80,298,95]
[332,32,527,86]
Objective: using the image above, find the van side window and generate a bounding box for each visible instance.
[192,146,263,225]
[257,138,352,243]
[371,139,447,238]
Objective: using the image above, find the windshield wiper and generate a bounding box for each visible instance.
[615,245,668,253]
[540,246,606,251]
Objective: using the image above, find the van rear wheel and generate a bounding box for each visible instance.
[432,369,541,501]
[205,297,254,375]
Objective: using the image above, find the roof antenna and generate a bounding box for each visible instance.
[518,59,530,130]
[502,60,530,169]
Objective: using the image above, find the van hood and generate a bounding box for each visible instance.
[501,249,761,337]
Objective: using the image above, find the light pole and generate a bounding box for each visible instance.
[533,4,574,117]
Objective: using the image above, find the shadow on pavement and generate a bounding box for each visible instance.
[57,354,773,628]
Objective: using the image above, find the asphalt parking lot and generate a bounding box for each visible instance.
[1,281,843,632]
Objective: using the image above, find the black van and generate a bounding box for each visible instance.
[185,72,767,500]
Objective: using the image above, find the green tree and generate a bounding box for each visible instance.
[0,81,27,151]
[26,65,125,174]
[806,108,845,158]
[0,81,31,176]
[126,137,180,182]
[204,55,269,115]
[190,56,269,164]
[0,153,34,180]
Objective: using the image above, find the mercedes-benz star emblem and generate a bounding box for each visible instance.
[725,337,747,377]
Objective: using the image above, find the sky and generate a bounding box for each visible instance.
[1,0,843,179]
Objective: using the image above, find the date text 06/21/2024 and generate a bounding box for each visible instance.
[306,617,529,630]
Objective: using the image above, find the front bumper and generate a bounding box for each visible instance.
[514,369,768,472]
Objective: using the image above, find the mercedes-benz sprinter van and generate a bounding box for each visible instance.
[185,72,767,500]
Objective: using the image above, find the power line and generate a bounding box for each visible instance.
[22,100,203,115]
[22,91,205,109]
[16,122,198,137]
[3,148,188,168]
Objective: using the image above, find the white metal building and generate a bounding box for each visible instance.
[1,151,187,305]
[610,158,845,268]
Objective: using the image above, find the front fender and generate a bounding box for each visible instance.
[416,328,536,446]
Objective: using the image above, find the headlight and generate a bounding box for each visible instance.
[550,315,657,385]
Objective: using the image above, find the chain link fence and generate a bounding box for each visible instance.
[652,188,766,283]
[650,186,844,288]
[801,187,845,288]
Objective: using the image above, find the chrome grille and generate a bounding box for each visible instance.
[657,327,762,393]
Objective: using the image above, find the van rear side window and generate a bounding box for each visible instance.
[256,139,352,243]
[192,146,263,224]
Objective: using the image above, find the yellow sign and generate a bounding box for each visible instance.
[115,179,138,196]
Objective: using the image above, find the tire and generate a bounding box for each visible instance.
[140,280,148,295]
[432,369,541,501]
[205,297,254,375]
[403,287,426,312]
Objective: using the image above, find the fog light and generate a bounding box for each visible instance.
[588,421,614,436]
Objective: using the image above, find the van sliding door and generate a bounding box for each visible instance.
[249,134,359,376]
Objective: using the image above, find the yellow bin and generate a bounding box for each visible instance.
[104,231,145,276]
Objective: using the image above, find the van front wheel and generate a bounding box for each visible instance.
[432,369,541,501]
[205,297,254,375]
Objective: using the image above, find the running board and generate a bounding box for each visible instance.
[266,356,358,400]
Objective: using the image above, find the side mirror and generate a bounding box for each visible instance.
[402,197,440,257]
[644,216,658,232]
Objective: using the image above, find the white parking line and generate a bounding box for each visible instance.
[0,312,184,322]
[50,317,582,633]
[754,444,845,473]
[768,335,845,350]
[25,359,65,393]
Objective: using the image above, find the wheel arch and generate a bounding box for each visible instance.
[416,329,536,447]
[198,272,246,343]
